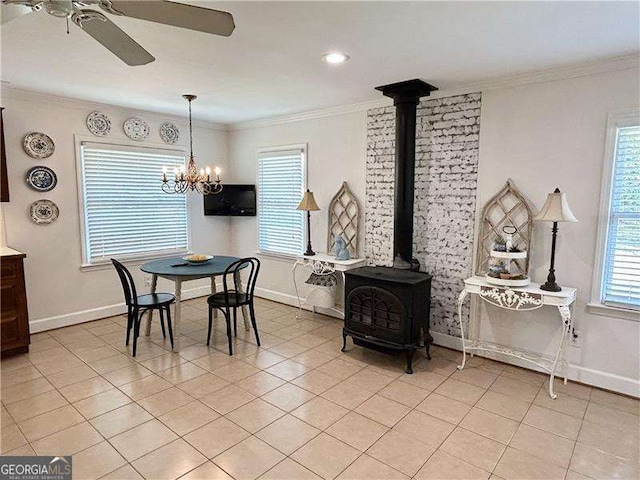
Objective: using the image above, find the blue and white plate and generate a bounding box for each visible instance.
[29,199,59,224]
[160,122,179,144]
[123,117,150,141]
[26,166,57,192]
[23,132,55,158]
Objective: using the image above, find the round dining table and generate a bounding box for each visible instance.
[140,255,248,351]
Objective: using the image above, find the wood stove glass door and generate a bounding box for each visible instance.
[346,286,407,344]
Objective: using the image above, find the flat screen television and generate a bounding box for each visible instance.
[203,184,256,216]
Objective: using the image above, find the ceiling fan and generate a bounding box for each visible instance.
[1,0,235,66]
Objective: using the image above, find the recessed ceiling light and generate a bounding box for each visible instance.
[322,52,350,64]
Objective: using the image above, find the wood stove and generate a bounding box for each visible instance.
[343,267,432,373]
[342,79,437,373]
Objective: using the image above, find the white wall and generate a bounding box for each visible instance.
[227,112,367,304]
[476,68,640,396]
[227,68,640,396]
[1,91,230,331]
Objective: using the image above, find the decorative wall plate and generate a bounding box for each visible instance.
[29,199,59,224]
[123,117,150,141]
[86,111,111,136]
[23,132,55,159]
[26,166,57,192]
[160,122,179,144]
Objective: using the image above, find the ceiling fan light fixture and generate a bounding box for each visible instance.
[322,52,350,64]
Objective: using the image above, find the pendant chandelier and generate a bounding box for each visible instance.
[162,94,223,195]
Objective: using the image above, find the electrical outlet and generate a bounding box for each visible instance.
[144,274,151,287]
[570,329,581,348]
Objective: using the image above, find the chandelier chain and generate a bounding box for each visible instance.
[188,97,193,158]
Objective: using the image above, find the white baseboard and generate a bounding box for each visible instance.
[430,331,640,398]
[31,284,325,334]
[254,287,343,319]
[254,287,300,307]
[29,285,215,333]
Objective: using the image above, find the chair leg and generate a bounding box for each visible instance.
[233,308,238,337]
[249,302,261,347]
[132,310,141,357]
[207,305,213,347]
[125,308,133,346]
[159,307,166,339]
[224,309,233,356]
[165,305,174,350]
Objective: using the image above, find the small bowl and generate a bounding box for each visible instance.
[182,254,213,264]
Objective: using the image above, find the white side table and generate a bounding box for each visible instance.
[292,253,366,318]
[457,275,577,398]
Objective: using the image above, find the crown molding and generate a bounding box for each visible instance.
[456,53,640,93]
[228,98,392,132]
[229,53,640,131]
[0,87,227,131]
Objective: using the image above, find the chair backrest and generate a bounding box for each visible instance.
[111,258,138,307]
[221,257,260,307]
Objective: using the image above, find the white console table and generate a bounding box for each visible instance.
[292,253,366,318]
[457,275,577,399]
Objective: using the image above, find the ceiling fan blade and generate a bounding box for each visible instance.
[1,3,34,24]
[72,9,155,66]
[103,1,235,37]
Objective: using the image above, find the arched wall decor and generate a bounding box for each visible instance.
[475,178,534,276]
[326,181,360,257]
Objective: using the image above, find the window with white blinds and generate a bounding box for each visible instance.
[601,125,640,310]
[79,142,188,265]
[257,146,306,256]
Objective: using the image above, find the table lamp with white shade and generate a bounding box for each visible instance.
[297,189,320,256]
[534,188,578,292]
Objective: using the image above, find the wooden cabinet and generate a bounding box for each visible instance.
[1,251,30,356]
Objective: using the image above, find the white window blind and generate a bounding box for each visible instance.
[602,126,640,309]
[257,147,305,256]
[80,142,188,264]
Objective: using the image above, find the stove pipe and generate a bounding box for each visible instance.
[375,79,438,270]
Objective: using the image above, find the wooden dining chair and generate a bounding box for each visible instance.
[111,259,175,357]
[206,257,261,355]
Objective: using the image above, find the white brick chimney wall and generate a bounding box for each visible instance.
[365,92,481,335]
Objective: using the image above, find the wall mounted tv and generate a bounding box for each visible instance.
[203,184,256,216]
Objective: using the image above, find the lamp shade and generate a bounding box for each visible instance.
[534,188,578,223]
[297,189,320,211]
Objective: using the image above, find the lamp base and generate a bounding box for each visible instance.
[540,281,562,292]
[304,248,316,256]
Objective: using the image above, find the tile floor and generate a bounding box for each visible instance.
[1,298,639,480]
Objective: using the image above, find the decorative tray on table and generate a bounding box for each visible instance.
[485,226,530,287]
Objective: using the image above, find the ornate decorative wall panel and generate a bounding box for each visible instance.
[327,181,360,257]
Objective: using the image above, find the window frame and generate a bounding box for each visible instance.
[75,135,191,270]
[255,143,308,260]
[589,110,640,321]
